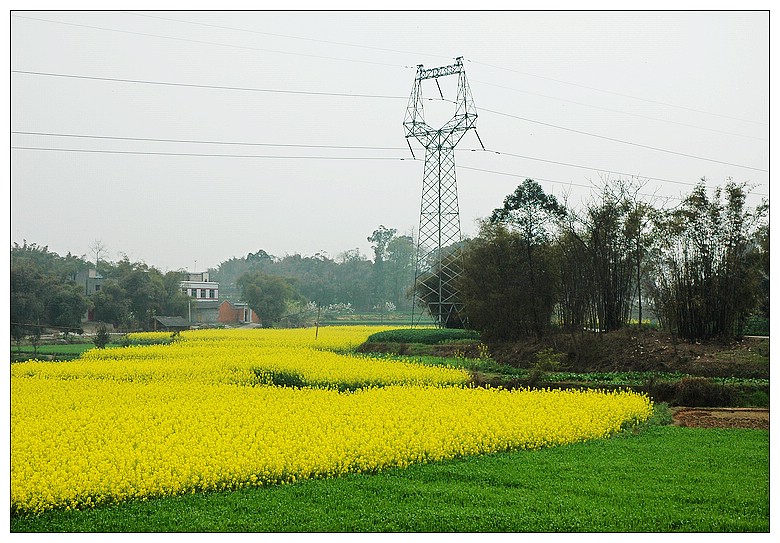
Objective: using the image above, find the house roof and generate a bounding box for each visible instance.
[220,300,250,308]
[153,316,191,328]
[191,300,221,309]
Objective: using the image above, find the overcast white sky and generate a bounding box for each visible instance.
[10,9,769,272]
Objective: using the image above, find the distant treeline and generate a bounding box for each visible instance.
[10,225,417,336]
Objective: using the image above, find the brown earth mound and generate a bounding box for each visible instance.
[486,329,769,378]
[671,407,769,430]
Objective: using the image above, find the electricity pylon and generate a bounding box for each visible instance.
[403,56,480,328]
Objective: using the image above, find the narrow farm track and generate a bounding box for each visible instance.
[671,407,769,429]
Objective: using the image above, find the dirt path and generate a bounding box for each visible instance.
[671,407,769,430]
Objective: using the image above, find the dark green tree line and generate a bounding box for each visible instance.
[211,227,415,314]
[11,243,90,343]
[11,242,191,334]
[649,180,767,340]
[456,178,767,342]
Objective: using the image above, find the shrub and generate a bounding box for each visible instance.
[742,315,769,336]
[252,369,306,388]
[674,377,736,407]
[93,324,111,349]
[366,329,480,345]
[525,348,565,388]
[745,390,769,408]
[646,402,674,426]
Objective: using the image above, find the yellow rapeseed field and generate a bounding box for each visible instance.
[11,326,653,514]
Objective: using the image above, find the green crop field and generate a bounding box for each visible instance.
[11,425,768,532]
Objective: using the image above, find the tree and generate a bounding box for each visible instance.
[333,249,373,312]
[123,266,166,328]
[368,225,397,306]
[650,180,767,340]
[581,184,639,331]
[274,253,340,307]
[487,179,566,336]
[238,271,303,327]
[11,261,47,342]
[386,234,415,310]
[89,239,108,273]
[555,225,591,330]
[161,271,191,318]
[92,280,131,328]
[459,223,556,339]
[755,224,769,319]
[45,282,90,331]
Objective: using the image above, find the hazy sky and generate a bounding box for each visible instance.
[10,10,769,272]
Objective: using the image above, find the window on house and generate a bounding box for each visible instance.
[94,284,101,291]
[209,289,216,298]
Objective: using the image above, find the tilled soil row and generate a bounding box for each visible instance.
[671,407,769,430]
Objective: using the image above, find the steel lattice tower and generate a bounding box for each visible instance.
[403,57,479,328]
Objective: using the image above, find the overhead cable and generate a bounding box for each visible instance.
[121,10,443,63]
[11,14,409,69]
[479,107,768,173]
[469,60,767,126]
[12,131,406,151]
[11,146,416,160]
[471,79,767,141]
[13,70,766,173]
[120,11,768,128]
[11,70,407,99]
[12,131,767,196]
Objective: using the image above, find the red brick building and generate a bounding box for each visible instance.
[218,300,261,325]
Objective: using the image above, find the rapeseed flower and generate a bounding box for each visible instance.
[11,327,652,514]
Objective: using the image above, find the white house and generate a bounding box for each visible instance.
[180,272,221,323]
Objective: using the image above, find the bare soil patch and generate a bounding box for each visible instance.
[487,330,769,378]
[671,407,769,430]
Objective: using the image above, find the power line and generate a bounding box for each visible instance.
[12,146,766,203]
[471,79,768,142]
[479,107,768,173]
[12,131,767,196]
[477,149,724,191]
[11,13,410,69]
[479,148,768,195]
[13,12,766,132]
[11,146,416,160]
[469,60,767,126]
[121,11,767,129]
[121,10,445,62]
[14,69,766,173]
[12,131,406,151]
[459,164,593,190]
[11,70,408,99]
[457,164,683,202]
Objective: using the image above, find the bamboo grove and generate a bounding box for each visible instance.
[426,178,768,341]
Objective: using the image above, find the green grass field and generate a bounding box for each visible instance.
[13,343,101,355]
[11,342,124,362]
[11,425,769,532]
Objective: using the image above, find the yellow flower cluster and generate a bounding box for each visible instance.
[16,327,469,388]
[11,327,653,514]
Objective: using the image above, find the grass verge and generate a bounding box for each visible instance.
[11,426,768,532]
[11,343,124,362]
